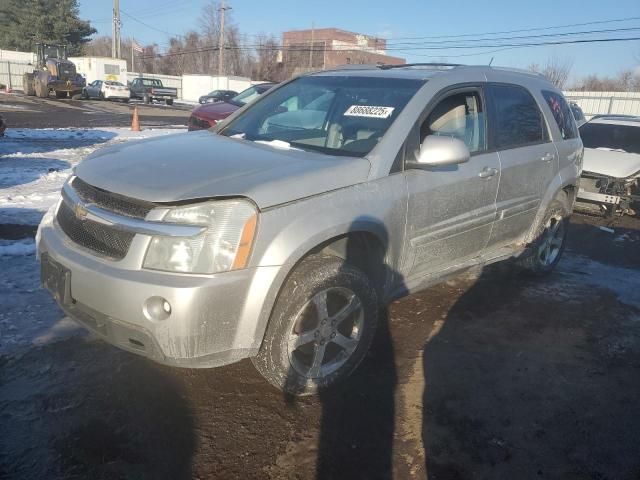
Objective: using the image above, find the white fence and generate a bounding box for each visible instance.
[0,61,34,91]
[564,91,640,118]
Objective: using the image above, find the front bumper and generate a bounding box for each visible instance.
[37,203,281,368]
[577,188,620,205]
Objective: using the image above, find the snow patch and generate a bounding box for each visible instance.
[0,127,183,225]
[0,239,35,256]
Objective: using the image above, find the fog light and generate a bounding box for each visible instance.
[144,296,171,322]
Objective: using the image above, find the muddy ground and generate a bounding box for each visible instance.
[1,211,639,480]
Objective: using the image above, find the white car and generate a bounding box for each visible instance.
[577,116,640,216]
[83,80,130,102]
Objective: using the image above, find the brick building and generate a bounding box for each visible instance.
[282,28,405,75]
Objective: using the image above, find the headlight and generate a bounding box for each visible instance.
[143,199,257,274]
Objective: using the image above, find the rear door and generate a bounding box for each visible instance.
[485,83,556,247]
[404,86,500,279]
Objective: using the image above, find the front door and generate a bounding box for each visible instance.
[403,87,500,280]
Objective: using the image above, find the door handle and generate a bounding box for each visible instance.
[541,152,555,162]
[478,167,498,179]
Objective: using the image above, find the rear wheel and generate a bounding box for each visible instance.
[34,78,48,98]
[165,98,174,106]
[55,91,67,99]
[517,196,570,275]
[23,73,35,96]
[143,94,150,104]
[252,255,378,396]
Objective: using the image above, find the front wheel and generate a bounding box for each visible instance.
[517,198,570,275]
[252,255,378,396]
[165,98,173,106]
[143,94,150,104]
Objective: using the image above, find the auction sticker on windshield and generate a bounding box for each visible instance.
[344,105,395,118]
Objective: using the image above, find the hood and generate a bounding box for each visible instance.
[192,101,239,120]
[583,148,640,178]
[74,131,371,208]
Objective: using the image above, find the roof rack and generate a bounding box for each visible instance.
[377,62,463,70]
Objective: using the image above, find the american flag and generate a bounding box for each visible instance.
[132,40,143,53]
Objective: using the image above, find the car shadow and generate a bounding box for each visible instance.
[422,221,640,478]
[0,156,70,189]
[0,128,117,157]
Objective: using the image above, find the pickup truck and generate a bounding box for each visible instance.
[128,77,178,105]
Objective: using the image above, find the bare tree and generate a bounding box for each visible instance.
[528,57,573,89]
[571,69,640,92]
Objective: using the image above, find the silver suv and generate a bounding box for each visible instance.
[37,64,583,394]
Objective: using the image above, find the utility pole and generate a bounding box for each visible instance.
[218,0,231,76]
[308,22,314,69]
[112,0,121,58]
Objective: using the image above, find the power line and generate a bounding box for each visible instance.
[138,36,640,59]
[381,15,640,40]
[384,26,640,47]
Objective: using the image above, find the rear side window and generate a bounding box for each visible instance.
[542,90,578,140]
[488,84,547,150]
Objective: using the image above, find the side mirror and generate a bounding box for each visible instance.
[410,135,471,168]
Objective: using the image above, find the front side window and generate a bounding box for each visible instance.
[542,90,578,140]
[420,91,486,153]
[579,123,640,154]
[488,84,547,150]
[221,76,425,157]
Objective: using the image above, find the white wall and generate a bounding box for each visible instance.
[0,49,35,64]
[564,91,640,118]
[182,74,252,102]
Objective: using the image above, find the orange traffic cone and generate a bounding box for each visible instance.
[131,106,141,132]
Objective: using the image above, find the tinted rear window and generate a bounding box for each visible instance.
[579,123,640,154]
[542,90,578,140]
[488,84,547,149]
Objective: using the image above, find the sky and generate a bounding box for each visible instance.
[79,0,640,82]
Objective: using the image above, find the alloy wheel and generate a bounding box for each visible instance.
[287,287,364,379]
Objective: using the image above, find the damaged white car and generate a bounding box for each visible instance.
[577,116,640,217]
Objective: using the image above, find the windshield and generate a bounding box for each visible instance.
[580,123,640,154]
[220,76,424,157]
[230,85,271,106]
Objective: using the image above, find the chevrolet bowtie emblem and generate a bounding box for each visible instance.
[74,203,88,220]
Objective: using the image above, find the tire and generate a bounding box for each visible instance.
[55,91,67,99]
[165,98,174,106]
[99,91,104,100]
[23,73,35,96]
[517,195,570,275]
[143,94,150,104]
[252,255,379,396]
[35,78,48,98]
[122,98,129,103]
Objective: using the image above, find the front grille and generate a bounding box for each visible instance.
[72,177,153,219]
[56,200,135,260]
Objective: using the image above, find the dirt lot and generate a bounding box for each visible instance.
[1,96,639,479]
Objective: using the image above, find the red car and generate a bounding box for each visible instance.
[188,83,276,131]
